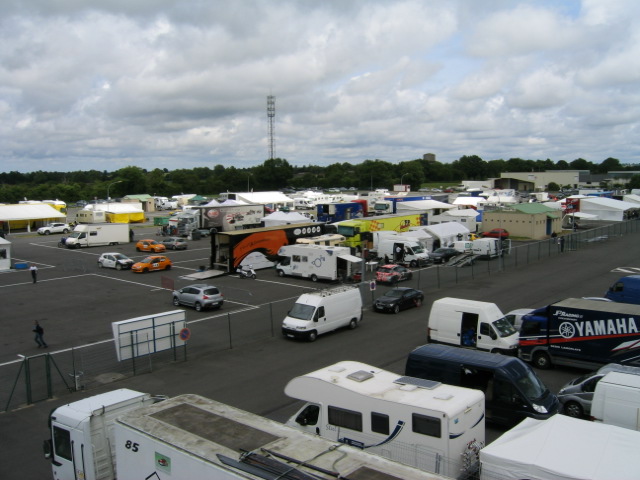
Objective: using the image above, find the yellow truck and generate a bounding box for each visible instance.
[332,212,428,252]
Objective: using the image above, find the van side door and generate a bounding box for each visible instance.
[460,312,478,347]
[314,306,327,333]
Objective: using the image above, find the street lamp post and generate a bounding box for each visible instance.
[247,174,252,192]
[107,180,122,221]
[400,173,408,192]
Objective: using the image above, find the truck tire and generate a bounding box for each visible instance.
[349,319,358,329]
[564,401,584,418]
[410,260,417,268]
[75,243,81,249]
[311,274,318,282]
[308,331,318,342]
[533,351,552,369]
[277,269,285,277]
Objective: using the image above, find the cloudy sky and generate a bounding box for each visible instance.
[1,1,639,173]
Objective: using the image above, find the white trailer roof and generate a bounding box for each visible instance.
[286,360,483,415]
[479,415,640,480]
[396,199,456,210]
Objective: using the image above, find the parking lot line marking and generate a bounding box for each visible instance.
[0,273,95,288]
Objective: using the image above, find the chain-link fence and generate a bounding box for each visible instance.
[2,220,639,412]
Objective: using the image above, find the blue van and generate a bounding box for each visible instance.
[605,275,640,304]
[405,344,559,427]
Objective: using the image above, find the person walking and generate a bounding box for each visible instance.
[33,321,47,348]
[30,264,38,283]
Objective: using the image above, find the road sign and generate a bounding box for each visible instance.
[369,280,376,291]
[179,328,191,341]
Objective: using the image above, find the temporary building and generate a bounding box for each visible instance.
[622,194,640,205]
[260,211,311,227]
[430,208,480,233]
[0,204,66,232]
[222,191,295,210]
[81,203,145,223]
[479,415,640,480]
[579,197,638,222]
[395,199,456,214]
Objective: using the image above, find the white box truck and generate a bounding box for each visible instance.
[276,244,362,282]
[64,223,130,248]
[44,389,440,480]
[285,360,485,479]
[427,297,519,354]
[591,371,640,430]
[282,285,363,341]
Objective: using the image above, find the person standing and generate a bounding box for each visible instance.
[33,321,47,348]
[30,264,38,283]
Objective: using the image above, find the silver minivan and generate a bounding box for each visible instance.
[558,363,640,418]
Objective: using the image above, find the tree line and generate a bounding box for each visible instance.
[0,156,638,204]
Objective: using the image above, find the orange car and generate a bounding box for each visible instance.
[132,255,172,273]
[136,239,166,253]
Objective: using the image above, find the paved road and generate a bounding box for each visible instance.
[1,224,638,480]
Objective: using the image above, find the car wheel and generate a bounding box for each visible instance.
[115,263,122,271]
[171,245,176,250]
[75,244,81,249]
[136,247,141,252]
[410,260,417,268]
[564,401,584,418]
[415,298,423,307]
[44,231,50,235]
[307,331,318,342]
[393,304,400,314]
[98,262,103,268]
[277,269,285,277]
[173,297,180,306]
[165,264,171,270]
[63,229,69,233]
[348,319,358,329]
[195,302,203,312]
[143,268,149,273]
[311,274,318,282]
[533,351,552,369]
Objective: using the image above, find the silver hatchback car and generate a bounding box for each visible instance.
[172,284,224,311]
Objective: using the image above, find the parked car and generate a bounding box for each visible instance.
[132,255,172,273]
[172,284,224,312]
[374,287,424,314]
[136,239,166,253]
[161,237,188,250]
[558,364,640,418]
[97,252,134,270]
[482,228,510,239]
[37,223,71,235]
[429,247,460,264]
[375,264,413,283]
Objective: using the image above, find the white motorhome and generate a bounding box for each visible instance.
[372,231,430,267]
[282,286,363,342]
[153,196,178,210]
[427,297,519,354]
[276,244,361,282]
[293,197,316,210]
[285,361,485,479]
[44,390,441,480]
[591,371,640,431]
[64,223,129,248]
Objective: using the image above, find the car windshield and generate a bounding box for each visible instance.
[141,257,154,263]
[288,303,316,321]
[68,232,81,238]
[114,254,129,260]
[412,245,425,253]
[492,317,518,337]
[509,363,548,400]
[385,289,404,298]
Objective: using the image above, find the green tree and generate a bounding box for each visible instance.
[569,158,592,170]
[252,158,293,190]
[627,174,640,190]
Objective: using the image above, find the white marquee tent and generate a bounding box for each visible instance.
[579,197,638,222]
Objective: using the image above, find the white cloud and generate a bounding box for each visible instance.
[0,0,639,173]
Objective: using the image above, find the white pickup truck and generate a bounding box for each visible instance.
[37,223,71,235]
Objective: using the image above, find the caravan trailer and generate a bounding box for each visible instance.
[285,360,485,478]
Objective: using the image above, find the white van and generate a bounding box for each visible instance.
[591,371,640,430]
[427,297,519,354]
[293,198,316,210]
[282,286,363,342]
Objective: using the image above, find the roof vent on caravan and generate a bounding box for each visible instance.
[347,370,375,382]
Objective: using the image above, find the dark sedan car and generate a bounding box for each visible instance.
[429,247,460,264]
[374,287,424,314]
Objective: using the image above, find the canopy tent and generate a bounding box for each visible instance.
[396,199,456,212]
[260,211,311,227]
[0,204,66,232]
[452,196,485,208]
[407,222,470,251]
[579,197,638,222]
[233,191,295,209]
[480,415,640,480]
[203,199,221,206]
[622,193,640,205]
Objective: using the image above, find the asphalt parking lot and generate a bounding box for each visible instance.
[1,221,639,480]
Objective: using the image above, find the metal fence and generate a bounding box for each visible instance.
[2,220,639,412]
